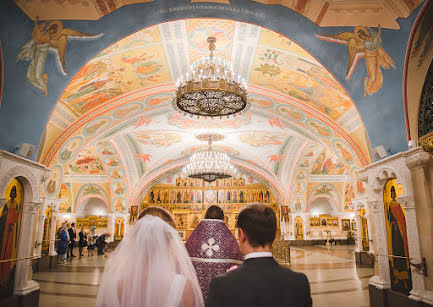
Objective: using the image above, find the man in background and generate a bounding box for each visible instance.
[186,205,242,303]
[67,223,76,258]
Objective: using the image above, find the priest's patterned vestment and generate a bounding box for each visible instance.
[185,219,243,302]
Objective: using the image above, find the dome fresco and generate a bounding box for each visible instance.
[0,0,426,214]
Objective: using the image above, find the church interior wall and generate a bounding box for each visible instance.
[0,1,433,306]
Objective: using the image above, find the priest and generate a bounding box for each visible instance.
[186,205,243,302]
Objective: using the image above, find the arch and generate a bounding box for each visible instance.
[75,195,111,214]
[74,183,110,212]
[307,195,340,213]
[129,158,289,209]
[0,165,40,204]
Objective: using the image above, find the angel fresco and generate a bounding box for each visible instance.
[17,17,101,96]
[316,25,395,97]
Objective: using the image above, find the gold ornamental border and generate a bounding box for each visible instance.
[419,131,433,155]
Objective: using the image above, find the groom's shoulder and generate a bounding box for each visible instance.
[212,263,248,283]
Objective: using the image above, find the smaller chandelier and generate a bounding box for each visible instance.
[182,134,237,183]
[173,37,249,118]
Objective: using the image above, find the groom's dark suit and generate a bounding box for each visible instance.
[206,256,312,307]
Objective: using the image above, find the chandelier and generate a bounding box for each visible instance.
[173,37,249,118]
[182,134,237,183]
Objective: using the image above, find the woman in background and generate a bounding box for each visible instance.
[96,207,203,306]
[78,226,87,258]
[87,226,96,257]
[57,224,68,264]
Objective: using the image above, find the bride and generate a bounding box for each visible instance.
[96,208,203,306]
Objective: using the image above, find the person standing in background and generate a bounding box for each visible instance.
[78,227,87,258]
[68,223,77,258]
[87,226,96,257]
[57,224,69,264]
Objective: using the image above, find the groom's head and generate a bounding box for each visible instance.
[237,203,276,252]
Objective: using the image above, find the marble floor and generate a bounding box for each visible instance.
[34,245,373,307]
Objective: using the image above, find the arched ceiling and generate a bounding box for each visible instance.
[38,18,372,212]
[15,0,421,29]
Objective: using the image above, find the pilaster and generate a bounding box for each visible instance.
[14,201,41,295]
[368,200,391,289]
[399,196,425,301]
[49,206,59,256]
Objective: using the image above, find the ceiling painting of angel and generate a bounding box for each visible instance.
[315,25,395,97]
[17,17,101,96]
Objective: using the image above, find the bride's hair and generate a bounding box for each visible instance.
[138,206,176,228]
[96,215,203,307]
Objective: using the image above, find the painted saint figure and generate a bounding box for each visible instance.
[0,186,20,289]
[386,185,412,294]
[17,17,101,96]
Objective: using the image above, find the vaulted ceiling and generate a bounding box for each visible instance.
[38,19,371,212]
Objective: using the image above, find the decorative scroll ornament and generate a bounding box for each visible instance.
[418,61,433,155]
[182,134,237,183]
[173,37,249,118]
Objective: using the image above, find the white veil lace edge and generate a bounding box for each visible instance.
[96,215,203,307]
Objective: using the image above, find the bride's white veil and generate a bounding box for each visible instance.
[96,215,203,307]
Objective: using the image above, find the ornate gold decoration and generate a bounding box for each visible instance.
[173,37,249,118]
[272,240,291,266]
[419,132,433,155]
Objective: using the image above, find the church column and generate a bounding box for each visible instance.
[34,208,46,257]
[368,199,391,289]
[405,148,433,303]
[355,210,363,252]
[363,205,374,253]
[108,213,115,242]
[49,206,59,256]
[398,196,425,301]
[13,201,41,295]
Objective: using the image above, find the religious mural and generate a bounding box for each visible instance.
[17,17,101,96]
[58,183,72,213]
[360,206,369,251]
[114,218,124,240]
[41,207,52,254]
[294,216,304,240]
[316,25,395,97]
[384,179,412,294]
[0,178,23,297]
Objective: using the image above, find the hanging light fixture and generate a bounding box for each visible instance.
[182,134,237,183]
[173,37,249,118]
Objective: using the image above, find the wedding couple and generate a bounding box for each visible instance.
[96,203,312,306]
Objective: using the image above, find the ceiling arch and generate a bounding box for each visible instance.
[37,18,373,213]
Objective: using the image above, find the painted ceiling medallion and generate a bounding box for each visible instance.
[173,37,249,118]
[183,134,237,183]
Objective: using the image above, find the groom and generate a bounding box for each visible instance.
[207,203,312,307]
[186,205,243,302]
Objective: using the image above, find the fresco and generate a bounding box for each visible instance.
[316,26,395,97]
[0,178,23,296]
[311,149,346,175]
[57,136,84,165]
[134,131,182,147]
[39,19,371,172]
[384,179,412,294]
[65,145,106,175]
[112,197,128,213]
[343,182,355,211]
[44,165,63,197]
[58,183,72,213]
[239,132,286,147]
[17,18,101,96]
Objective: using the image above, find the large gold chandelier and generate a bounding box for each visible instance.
[182,134,237,183]
[173,37,249,118]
